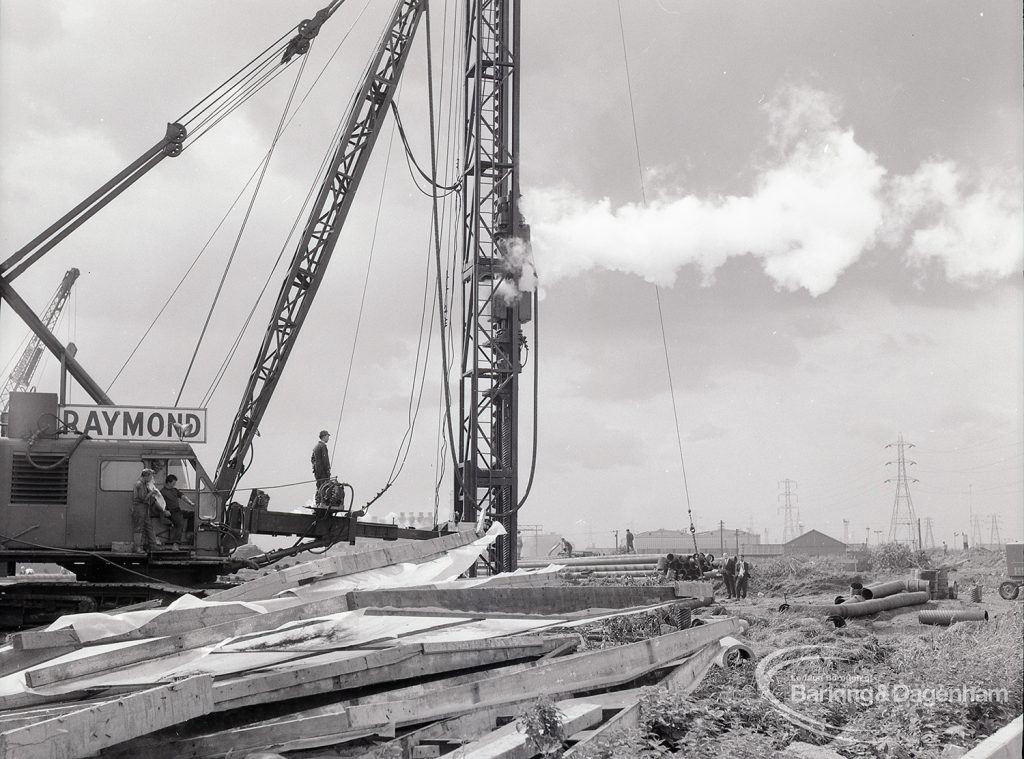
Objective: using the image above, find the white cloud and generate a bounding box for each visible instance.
[524,85,1022,297]
[890,162,1023,284]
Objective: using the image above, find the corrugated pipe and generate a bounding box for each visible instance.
[832,590,929,618]
[857,578,931,599]
[918,609,988,626]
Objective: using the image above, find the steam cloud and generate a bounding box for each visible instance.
[523,85,1023,296]
[495,236,538,305]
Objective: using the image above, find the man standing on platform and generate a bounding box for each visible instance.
[311,429,332,504]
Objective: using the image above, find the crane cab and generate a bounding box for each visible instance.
[0,391,230,584]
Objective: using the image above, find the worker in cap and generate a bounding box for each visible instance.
[131,468,166,551]
[311,430,332,505]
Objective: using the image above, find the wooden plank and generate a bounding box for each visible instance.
[207,530,480,602]
[464,570,564,587]
[451,701,603,759]
[346,586,678,615]
[0,645,78,678]
[213,645,418,707]
[561,645,721,757]
[214,635,576,711]
[113,649,581,759]
[562,701,641,758]
[353,617,741,730]
[657,640,720,694]
[110,624,738,759]
[0,675,213,759]
[22,592,358,688]
[101,708,389,759]
[9,602,259,653]
[351,708,506,759]
[10,628,81,651]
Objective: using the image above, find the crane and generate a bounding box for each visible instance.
[1,268,80,414]
[0,0,531,611]
[0,1,346,407]
[213,0,425,504]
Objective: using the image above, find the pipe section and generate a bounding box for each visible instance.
[860,580,908,600]
[715,636,754,667]
[833,590,929,618]
[918,609,988,626]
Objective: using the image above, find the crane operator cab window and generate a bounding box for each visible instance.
[99,457,217,525]
[145,459,218,524]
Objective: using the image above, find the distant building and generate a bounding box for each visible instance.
[740,542,784,560]
[635,527,761,556]
[784,529,847,557]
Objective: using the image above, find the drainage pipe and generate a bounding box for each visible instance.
[715,636,754,667]
[918,609,988,626]
[904,578,931,593]
[833,590,929,618]
[860,580,908,600]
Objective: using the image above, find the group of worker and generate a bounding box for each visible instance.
[131,468,194,552]
[656,551,754,598]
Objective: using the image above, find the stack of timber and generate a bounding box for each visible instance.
[0,534,740,759]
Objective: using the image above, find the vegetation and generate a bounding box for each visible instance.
[518,696,568,757]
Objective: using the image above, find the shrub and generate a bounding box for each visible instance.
[518,696,567,757]
[865,542,930,571]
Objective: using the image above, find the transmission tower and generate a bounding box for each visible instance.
[970,514,985,549]
[988,515,1001,549]
[923,517,936,549]
[777,479,798,543]
[885,433,919,548]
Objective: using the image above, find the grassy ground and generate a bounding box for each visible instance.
[567,550,1024,758]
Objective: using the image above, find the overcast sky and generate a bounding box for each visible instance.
[1,1,1021,550]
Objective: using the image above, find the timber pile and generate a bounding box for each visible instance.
[0,531,742,759]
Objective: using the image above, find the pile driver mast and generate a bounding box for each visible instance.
[457,0,528,572]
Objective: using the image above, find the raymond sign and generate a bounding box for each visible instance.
[61,405,206,443]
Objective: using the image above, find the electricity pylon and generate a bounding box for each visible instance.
[885,433,919,548]
[778,479,798,543]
